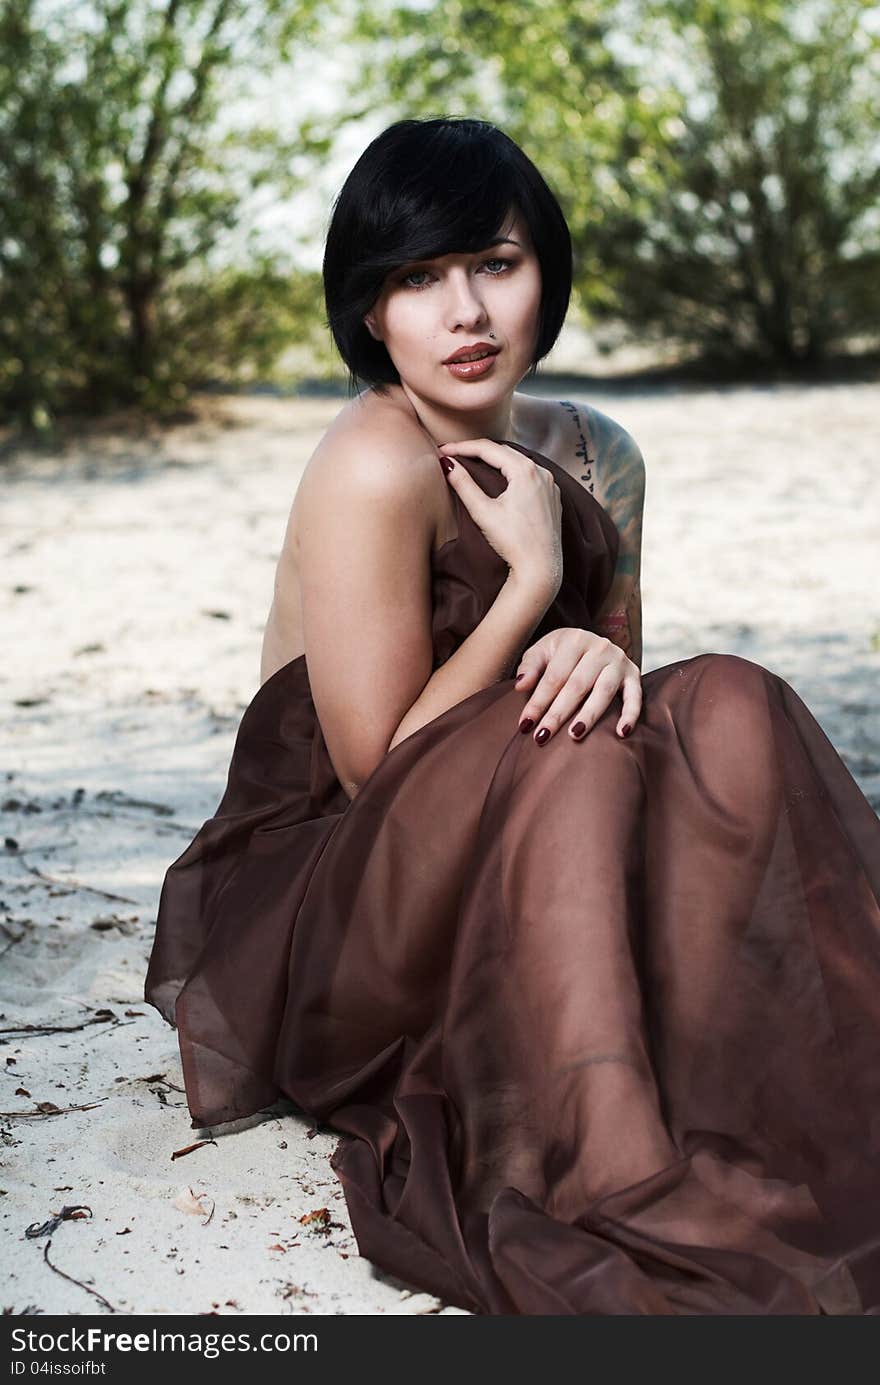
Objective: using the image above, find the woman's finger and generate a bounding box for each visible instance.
[565,661,627,742]
[439,453,495,520]
[518,650,609,740]
[516,653,578,731]
[514,630,580,693]
[615,666,643,739]
[437,437,532,484]
[514,663,538,688]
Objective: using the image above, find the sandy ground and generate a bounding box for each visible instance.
[2,380,878,1316]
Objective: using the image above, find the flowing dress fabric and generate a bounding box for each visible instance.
[145,442,880,1315]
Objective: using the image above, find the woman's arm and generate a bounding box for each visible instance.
[575,405,646,673]
[387,567,554,753]
[296,435,557,801]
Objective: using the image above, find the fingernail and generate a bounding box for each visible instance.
[519,717,534,734]
[439,456,454,474]
[515,672,525,683]
[535,728,551,745]
[619,724,632,738]
[571,721,586,738]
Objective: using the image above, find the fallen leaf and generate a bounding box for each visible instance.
[299,1207,330,1227]
[173,1187,211,1217]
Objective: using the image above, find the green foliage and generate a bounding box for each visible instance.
[334,0,880,367]
[159,254,334,396]
[598,0,880,363]
[0,0,340,433]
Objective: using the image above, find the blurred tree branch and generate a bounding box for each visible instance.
[0,0,342,431]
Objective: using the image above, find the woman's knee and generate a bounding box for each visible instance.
[689,652,773,709]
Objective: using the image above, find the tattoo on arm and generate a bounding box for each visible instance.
[558,400,645,670]
[595,579,643,667]
[559,399,595,494]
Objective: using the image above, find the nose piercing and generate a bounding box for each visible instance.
[488,331,496,339]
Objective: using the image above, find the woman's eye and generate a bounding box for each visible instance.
[398,257,514,290]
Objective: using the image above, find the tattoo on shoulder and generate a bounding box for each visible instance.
[558,400,595,494]
[560,400,645,571]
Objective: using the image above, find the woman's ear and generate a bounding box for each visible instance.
[364,312,382,342]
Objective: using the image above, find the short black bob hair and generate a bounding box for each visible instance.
[322,117,573,394]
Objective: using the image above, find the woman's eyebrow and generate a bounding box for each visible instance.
[395,238,523,273]
[406,238,522,264]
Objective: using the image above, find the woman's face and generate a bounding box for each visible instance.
[364,208,542,410]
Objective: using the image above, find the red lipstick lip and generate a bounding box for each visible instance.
[442,342,501,364]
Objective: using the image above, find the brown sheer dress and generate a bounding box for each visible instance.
[145,441,880,1314]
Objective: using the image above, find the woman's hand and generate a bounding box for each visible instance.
[513,627,642,744]
[437,437,563,598]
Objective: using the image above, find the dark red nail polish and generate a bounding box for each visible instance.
[535,727,551,745]
[439,456,454,474]
[620,724,632,738]
[571,721,586,738]
[519,717,534,734]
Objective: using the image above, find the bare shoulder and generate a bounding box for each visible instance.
[261,392,442,686]
[288,390,444,556]
[536,397,643,502]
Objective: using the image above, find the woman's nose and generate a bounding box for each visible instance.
[443,271,487,329]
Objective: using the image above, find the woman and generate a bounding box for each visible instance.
[145,118,880,1315]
